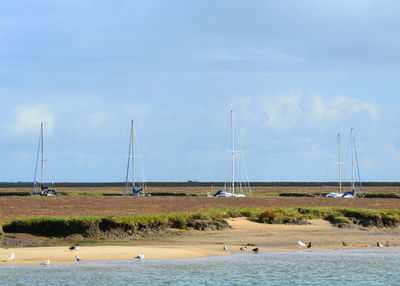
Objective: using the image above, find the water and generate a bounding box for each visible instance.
[0,249,399,286]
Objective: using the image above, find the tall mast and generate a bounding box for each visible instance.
[131,120,135,189]
[231,110,235,195]
[351,128,355,191]
[338,132,342,194]
[41,122,44,186]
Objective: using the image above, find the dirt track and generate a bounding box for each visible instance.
[0,197,399,221]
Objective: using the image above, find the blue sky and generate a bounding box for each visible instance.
[1,1,400,182]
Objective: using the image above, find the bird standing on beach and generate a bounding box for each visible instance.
[377,242,384,248]
[8,252,15,262]
[252,248,259,254]
[240,246,247,251]
[342,241,348,247]
[298,240,306,247]
[136,253,144,259]
[69,243,79,251]
[40,259,50,266]
[223,245,228,251]
[76,256,82,262]
[307,242,312,248]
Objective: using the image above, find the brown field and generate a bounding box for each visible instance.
[2,185,400,196]
[0,196,399,222]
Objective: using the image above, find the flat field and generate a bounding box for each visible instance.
[1,185,400,196]
[0,196,399,221]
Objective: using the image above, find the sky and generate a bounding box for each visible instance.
[1,0,400,182]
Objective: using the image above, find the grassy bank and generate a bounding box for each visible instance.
[1,207,399,241]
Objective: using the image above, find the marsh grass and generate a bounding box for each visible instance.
[1,207,399,238]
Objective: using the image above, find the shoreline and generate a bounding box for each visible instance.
[1,217,399,266]
[1,245,399,266]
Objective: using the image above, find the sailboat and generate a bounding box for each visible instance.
[212,110,251,198]
[326,128,363,198]
[124,120,149,196]
[32,123,59,196]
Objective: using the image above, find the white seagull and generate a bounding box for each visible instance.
[8,252,15,262]
[223,245,228,251]
[240,246,247,251]
[136,253,144,259]
[40,259,50,266]
[377,242,384,248]
[298,240,307,247]
[76,256,82,262]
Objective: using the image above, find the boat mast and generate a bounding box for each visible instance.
[231,110,235,195]
[351,128,355,191]
[41,122,44,187]
[338,132,342,194]
[131,120,135,190]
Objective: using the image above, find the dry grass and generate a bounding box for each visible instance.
[0,196,399,222]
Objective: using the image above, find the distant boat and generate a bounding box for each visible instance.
[32,123,59,196]
[124,120,150,196]
[211,110,251,198]
[326,129,364,198]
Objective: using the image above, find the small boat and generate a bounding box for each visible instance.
[326,129,363,198]
[32,123,60,196]
[124,120,150,197]
[211,110,251,198]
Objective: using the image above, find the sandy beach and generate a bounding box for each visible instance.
[1,217,399,266]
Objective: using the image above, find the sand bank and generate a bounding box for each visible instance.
[1,218,399,266]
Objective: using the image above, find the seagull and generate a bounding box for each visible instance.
[223,245,228,251]
[40,259,50,266]
[252,248,259,253]
[240,246,247,251]
[377,242,384,248]
[298,240,307,247]
[8,252,15,262]
[384,241,391,247]
[76,256,82,262]
[342,241,348,247]
[307,242,312,248]
[74,243,80,251]
[136,253,144,259]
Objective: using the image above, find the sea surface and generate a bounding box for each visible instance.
[0,249,399,286]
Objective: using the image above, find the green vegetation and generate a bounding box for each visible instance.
[1,207,399,239]
[0,225,3,238]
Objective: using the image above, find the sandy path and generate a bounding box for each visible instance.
[1,218,399,265]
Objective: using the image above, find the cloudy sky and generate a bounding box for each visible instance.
[1,1,400,182]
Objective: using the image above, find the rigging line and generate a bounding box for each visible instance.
[32,126,42,195]
[234,114,252,195]
[134,126,146,184]
[124,125,132,195]
[353,135,364,197]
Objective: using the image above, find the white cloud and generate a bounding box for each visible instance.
[236,93,380,132]
[6,105,55,135]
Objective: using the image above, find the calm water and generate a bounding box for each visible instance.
[0,249,399,286]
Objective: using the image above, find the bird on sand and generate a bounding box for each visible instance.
[223,245,228,251]
[377,242,384,248]
[8,252,15,262]
[240,246,247,251]
[307,242,312,248]
[76,256,82,262]
[252,248,259,253]
[342,241,348,247]
[136,253,144,259]
[69,243,79,251]
[298,240,307,247]
[40,259,50,266]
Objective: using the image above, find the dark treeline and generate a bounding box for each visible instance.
[1,182,400,188]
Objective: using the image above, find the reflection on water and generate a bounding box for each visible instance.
[0,249,399,286]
